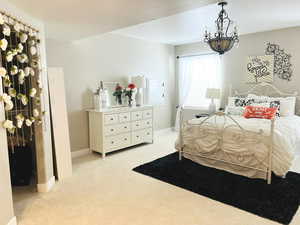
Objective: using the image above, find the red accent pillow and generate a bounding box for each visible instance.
[243,106,277,120]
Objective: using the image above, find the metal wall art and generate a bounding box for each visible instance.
[246,55,274,83]
[265,43,293,81]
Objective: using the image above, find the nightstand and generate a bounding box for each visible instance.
[195,113,210,118]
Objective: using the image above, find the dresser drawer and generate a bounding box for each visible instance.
[142,128,153,142]
[104,135,120,150]
[132,131,144,145]
[104,124,119,136]
[143,110,152,119]
[118,133,131,147]
[131,111,143,121]
[119,112,130,123]
[132,120,143,131]
[119,123,131,133]
[104,133,131,150]
[104,114,118,125]
[142,119,152,128]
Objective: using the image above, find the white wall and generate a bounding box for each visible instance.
[175,27,300,111]
[0,1,53,224]
[46,33,176,152]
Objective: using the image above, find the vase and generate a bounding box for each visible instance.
[131,92,137,107]
[136,88,143,106]
[128,95,132,107]
[116,95,122,105]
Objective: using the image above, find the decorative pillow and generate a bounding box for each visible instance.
[243,106,277,120]
[247,94,269,103]
[250,101,280,117]
[234,98,254,107]
[242,94,296,117]
[226,97,255,116]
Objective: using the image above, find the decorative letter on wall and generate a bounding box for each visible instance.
[246,55,274,83]
[265,43,293,81]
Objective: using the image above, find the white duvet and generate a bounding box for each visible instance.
[178,115,300,176]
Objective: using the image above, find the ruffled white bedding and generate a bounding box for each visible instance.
[176,115,300,177]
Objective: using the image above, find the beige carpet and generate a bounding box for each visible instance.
[12,131,300,225]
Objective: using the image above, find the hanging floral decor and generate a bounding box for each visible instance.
[0,12,43,148]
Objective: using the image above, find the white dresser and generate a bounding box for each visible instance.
[88,105,153,158]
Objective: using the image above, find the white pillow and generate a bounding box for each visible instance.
[280,97,296,116]
[225,106,244,116]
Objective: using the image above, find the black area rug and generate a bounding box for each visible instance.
[133,153,300,225]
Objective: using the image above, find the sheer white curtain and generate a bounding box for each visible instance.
[174,57,193,131]
[175,54,222,131]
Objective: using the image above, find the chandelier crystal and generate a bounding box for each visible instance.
[204,1,239,55]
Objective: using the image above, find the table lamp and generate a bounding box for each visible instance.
[206,88,221,113]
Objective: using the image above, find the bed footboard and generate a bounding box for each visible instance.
[178,108,275,184]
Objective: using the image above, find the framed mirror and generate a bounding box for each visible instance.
[103,81,127,108]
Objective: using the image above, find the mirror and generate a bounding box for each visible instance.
[103,82,128,107]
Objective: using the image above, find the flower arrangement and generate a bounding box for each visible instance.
[112,83,123,105]
[124,83,137,107]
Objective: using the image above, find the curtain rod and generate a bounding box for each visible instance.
[0,10,39,33]
[176,52,217,59]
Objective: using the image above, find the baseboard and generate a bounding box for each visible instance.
[71,148,91,158]
[37,176,55,193]
[155,127,175,135]
[7,216,17,225]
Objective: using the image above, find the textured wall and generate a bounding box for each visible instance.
[46,33,176,152]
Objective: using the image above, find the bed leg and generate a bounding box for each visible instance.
[267,174,271,184]
[267,119,274,185]
[179,148,183,161]
[267,169,272,184]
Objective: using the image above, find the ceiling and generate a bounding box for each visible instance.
[8,0,218,41]
[114,0,300,45]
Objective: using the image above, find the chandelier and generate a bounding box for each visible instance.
[204,1,239,55]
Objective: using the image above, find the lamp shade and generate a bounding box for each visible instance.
[206,88,221,99]
[132,75,146,88]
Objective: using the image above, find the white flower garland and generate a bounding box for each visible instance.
[0,14,43,136]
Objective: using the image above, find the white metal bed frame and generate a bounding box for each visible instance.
[178,82,298,184]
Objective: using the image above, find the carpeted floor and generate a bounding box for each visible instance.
[12,131,300,225]
[133,153,300,225]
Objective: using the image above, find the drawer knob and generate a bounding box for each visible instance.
[111,129,114,131]
[111,141,114,144]
[124,126,127,129]
[124,138,127,141]
[124,116,127,119]
[136,124,139,126]
[110,118,113,121]
[147,122,150,124]
[136,136,139,138]
[147,133,150,135]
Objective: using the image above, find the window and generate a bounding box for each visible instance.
[178,54,222,109]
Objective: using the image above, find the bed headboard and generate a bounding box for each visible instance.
[230,82,298,98]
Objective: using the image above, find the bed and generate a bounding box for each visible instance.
[176,82,300,184]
